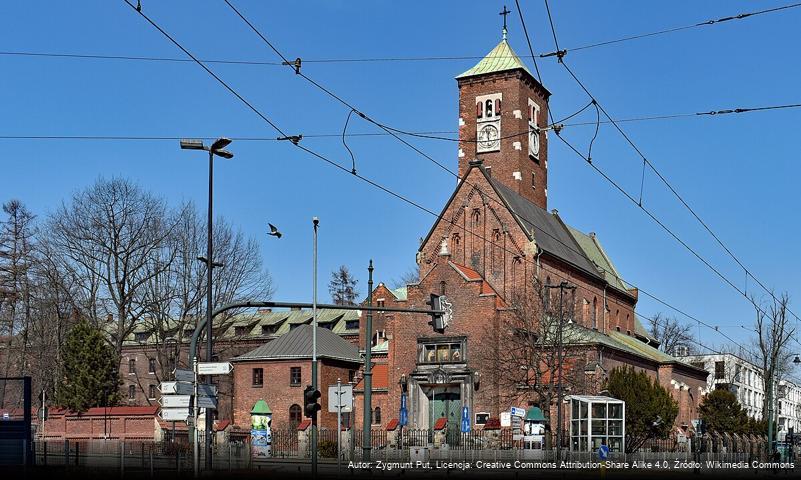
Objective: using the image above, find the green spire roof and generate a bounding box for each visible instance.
[457,39,533,79]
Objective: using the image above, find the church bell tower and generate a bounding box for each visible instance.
[456,14,551,210]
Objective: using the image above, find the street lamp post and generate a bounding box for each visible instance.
[312,217,319,477]
[544,281,576,462]
[179,137,234,471]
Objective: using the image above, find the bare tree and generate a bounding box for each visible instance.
[476,278,589,429]
[647,313,696,356]
[391,266,419,289]
[138,204,274,383]
[46,178,177,357]
[751,293,795,425]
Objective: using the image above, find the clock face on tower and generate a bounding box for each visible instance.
[529,126,540,158]
[477,123,500,152]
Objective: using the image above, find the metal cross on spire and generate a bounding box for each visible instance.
[500,5,511,40]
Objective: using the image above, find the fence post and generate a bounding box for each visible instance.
[120,441,125,477]
[75,441,79,466]
[228,442,232,472]
[43,440,47,466]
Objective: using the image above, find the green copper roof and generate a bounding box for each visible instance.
[391,287,408,301]
[457,39,532,79]
[566,226,630,294]
[526,407,546,422]
[251,399,272,415]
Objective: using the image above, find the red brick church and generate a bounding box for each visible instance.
[353,28,707,435]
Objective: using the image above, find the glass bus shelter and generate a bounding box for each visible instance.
[567,395,625,453]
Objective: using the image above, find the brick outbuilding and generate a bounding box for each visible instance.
[231,324,360,432]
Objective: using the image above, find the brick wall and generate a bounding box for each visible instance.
[231,358,358,432]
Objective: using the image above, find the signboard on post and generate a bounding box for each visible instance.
[197,362,233,375]
[160,381,193,396]
[173,368,194,382]
[159,407,190,422]
[197,384,218,397]
[159,395,192,408]
[327,384,353,413]
[196,396,218,410]
[511,407,526,418]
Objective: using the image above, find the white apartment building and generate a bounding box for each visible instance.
[679,353,801,438]
[777,379,801,438]
[680,353,765,420]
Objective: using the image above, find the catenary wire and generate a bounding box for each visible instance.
[536,0,801,333]
[117,0,748,351]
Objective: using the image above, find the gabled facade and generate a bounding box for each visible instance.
[354,30,708,436]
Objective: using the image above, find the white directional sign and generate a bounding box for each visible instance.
[197,362,233,375]
[159,407,190,422]
[159,395,191,408]
[196,396,218,410]
[160,381,193,395]
[327,384,354,413]
[173,368,194,382]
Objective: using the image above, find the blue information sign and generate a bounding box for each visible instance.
[460,406,471,433]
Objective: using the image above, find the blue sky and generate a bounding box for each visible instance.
[2,1,800,354]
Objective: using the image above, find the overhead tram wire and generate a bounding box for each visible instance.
[3,102,801,143]
[167,0,799,341]
[119,1,760,354]
[535,0,801,333]
[9,3,801,66]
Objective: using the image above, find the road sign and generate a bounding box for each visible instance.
[327,384,353,413]
[173,368,194,382]
[159,395,192,408]
[196,396,218,410]
[511,407,526,418]
[598,444,610,460]
[160,381,193,395]
[197,362,233,375]
[159,407,190,422]
[197,384,218,397]
[461,406,471,433]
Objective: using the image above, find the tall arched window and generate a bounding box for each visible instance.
[128,358,136,374]
[485,99,494,117]
[289,404,302,428]
[373,407,382,425]
[592,297,598,329]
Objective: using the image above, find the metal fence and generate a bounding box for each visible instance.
[24,432,793,474]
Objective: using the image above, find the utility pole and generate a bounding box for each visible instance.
[362,260,374,462]
[312,217,319,477]
[544,281,575,462]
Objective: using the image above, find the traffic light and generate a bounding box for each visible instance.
[427,294,452,333]
[303,385,321,419]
